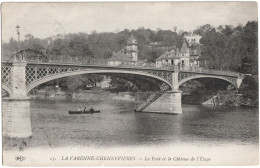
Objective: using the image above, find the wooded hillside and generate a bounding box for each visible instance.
[2,21,258,75]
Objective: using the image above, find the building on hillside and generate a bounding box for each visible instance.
[155,49,180,67]
[96,76,111,88]
[156,39,201,68]
[184,33,202,66]
[184,33,202,46]
[107,35,138,66]
[125,34,138,61]
[107,50,136,66]
[188,44,202,67]
[179,40,190,66]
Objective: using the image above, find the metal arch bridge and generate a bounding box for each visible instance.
[2,49,243,97]
[2,63,242,97]
[1,50,245,139]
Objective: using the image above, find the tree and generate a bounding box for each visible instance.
[241,21,258,75]
[147,50,163,63]
[239,76,258,102]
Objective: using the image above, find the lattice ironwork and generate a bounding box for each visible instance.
[3,60,240,91]
[135,77,172,111]
[159,83,170,91]
[2,65,12,87]
[179,72,237,87]
[10,49,49,63]
[145,70,172,84]
[178,72,196,81]
[26,65,80,85]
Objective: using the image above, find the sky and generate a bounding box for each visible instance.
[1,2,258,42]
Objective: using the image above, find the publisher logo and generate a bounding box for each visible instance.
[15,156,26,161]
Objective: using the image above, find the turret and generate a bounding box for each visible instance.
[126,34,138,61]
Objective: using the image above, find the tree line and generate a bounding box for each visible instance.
[2,21,257,75]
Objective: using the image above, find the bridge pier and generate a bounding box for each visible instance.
[2,60,32,149]
[3,98,32,138]
[140,71,182,114]
[142,90,182,114]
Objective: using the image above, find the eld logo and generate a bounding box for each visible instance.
[15,156,26,161]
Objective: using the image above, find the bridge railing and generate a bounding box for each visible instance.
[35,58,178,71]
[180,66,241,77]
[47,60,240,77]
[2,55,240,77]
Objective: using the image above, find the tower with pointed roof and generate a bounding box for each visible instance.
[179,39,189,56]
[178,39,190,67]
[125,34,138,61]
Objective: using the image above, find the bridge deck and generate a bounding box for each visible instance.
[2,61,241,77]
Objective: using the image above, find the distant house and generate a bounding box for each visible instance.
[107,51,136,66]
[156,39,200,68]
[184,33,202,46]
[188,44,202,67]
[156,49,180,67]
[125,35,138,61]
[100,76,111,88]
[183,33,203,66]
[96,76,111,88]
[179,40,190,66]
[107,35,139,66]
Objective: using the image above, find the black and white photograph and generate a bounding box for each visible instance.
[1,2,259,166]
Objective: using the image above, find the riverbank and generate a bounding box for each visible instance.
[30,86,258,106]
[31,89,158,103]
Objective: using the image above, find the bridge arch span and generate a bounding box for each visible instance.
[2,84,12,97]
[26,69,173,94]
[178,75,237,89]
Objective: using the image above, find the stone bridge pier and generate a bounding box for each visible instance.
[3,60,32,140]
[142,71,182,114]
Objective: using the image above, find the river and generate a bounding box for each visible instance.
[30,99,259,148]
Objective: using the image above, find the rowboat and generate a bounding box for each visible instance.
[68,110,100,114]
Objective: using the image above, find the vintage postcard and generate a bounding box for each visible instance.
[1,2,259,166]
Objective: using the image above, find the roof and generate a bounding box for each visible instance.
[180,41,189,53]
[108,51,134,62]
[156,50,179,61]
[127,35,137,45]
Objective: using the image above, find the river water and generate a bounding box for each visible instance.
[30,99,259,148]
